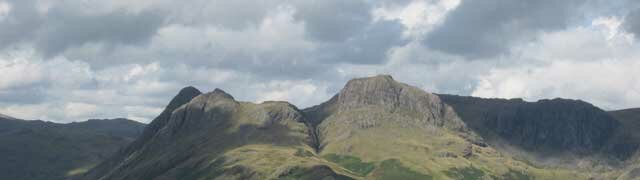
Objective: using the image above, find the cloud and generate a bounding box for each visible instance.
[424,0,585,58]
[294,0,372,42]
[472,22,640,110]
[472,60,640,110]
[0,0,165,57]
[37,10,164,57]
[314,20,408,64]
[0,1,10,21]
[0,0,639,123]
[254,79,331,108]
[624,8,640,39]
[64,102,98,118]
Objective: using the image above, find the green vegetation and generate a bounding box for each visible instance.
[178,158,225,180]
[373,159,432,180]
[294,148,314,157]
[277,166,354,180]
[443,166,487,180]
[323,154,376,176]
[278,167,308,180]
[500,169,534,180]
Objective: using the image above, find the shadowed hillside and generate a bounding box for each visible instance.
[437,95,623,159]
[0,117,144,180]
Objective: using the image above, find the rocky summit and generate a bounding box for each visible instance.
[74,75,640,180]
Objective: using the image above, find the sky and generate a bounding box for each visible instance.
[1,0,640,123]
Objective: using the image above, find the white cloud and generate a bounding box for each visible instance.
[471,19,640,110]
[0,1,10,21]
[0,103,54,121]
[0,54,45,90]
[472,60,640,109]
[373,0,460,38]
[254,80,331,108]
[64,102,98,118]
[123,105,163,122]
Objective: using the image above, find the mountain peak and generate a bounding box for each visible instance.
[207,88,235,100]
[328,75,469,131]
[167,86,202,110]
[179,86,200,94]
[337,74,411,111]
[346,74,396,86]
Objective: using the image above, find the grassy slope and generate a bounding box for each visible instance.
[311,106,591,180]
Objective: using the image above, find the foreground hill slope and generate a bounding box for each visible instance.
[0,116,144,180]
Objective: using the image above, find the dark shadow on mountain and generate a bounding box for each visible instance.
[437,94,634,162]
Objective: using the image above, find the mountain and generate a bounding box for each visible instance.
[83,87,350,179]
[608,108,640,180]
[83,75,640,180]
[0,116,145,180]
[437,95,624,162]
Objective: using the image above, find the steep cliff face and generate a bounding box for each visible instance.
[83,88,337,180]
[438,94,622,158]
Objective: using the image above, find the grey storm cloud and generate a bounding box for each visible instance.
[0,0,165,57]
[37,10,164,57]
[293,0,408,64]
[0,0,41,50]
[624,9,640,39]
[0,87,47,104]
[315,20,408,64]
[168,0,280,29]
[424,0,585,59]
[294,0,372,42]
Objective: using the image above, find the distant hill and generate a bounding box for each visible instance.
[0,116,145,180]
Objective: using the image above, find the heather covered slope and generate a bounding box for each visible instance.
[0,117,144,180]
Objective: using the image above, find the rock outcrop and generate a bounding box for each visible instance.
[310,75,469,132]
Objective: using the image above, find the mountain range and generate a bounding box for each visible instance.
[3,75,640,180]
